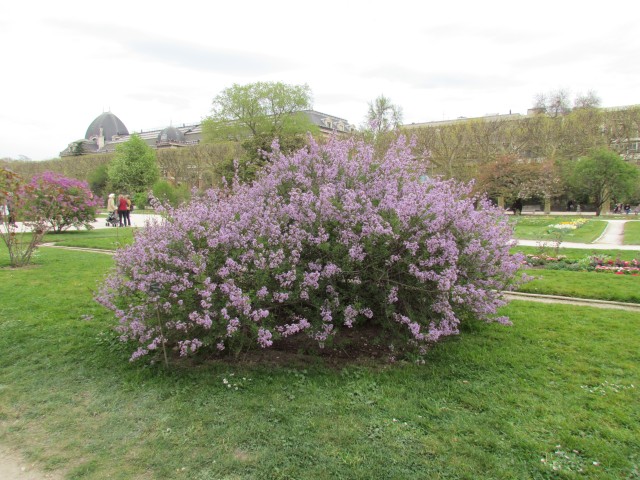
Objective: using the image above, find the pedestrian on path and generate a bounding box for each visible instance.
[107,193,116,213]
[117,194,128,227]
[124,195,132,226]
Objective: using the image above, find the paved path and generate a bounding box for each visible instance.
[593,219,627,245]
[11,213,163,232]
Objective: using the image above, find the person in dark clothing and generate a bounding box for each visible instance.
[511,198,523,215]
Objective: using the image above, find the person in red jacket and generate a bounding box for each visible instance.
[117,194,128,227]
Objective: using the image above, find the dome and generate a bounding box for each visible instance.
[85,112,129,141]
[157,126,185,143]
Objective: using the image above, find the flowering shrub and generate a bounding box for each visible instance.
[523,253,568,266]
[1,168,50,266]
[28,172,100,233]
[96,136,525,362]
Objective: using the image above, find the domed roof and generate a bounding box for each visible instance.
[85,112,129,141]
[157,126,185,143]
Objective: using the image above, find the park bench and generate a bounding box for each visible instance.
[521,205,541,213]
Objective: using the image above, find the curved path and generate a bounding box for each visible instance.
[593,219,627,245]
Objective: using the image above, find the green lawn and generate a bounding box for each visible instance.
[512,217,607,243]
[1,248,639,479]
[42,228,137,251]
[624,220,640,245]
[510,246,640,303]
[517,268,640,303]
[512,245,640,262]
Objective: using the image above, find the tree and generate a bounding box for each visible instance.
[533,89,572,117]
[202,82,316,143]
[574,90,601,110]
[569,148,639,215]
[108,134,159,194]
[88,163,110,198]
[365,94,403,135]
[476,155,540,204]
[202,81,318,180]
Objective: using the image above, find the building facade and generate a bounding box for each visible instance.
[60,110,354,157]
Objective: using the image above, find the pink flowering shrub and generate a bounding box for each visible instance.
[1,168,49,267]
[28,172,100,233]
[96,136,524,362]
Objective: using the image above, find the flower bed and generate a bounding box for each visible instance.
[550,219,588,230]
[592,258,640,275]
[524,253,640,275]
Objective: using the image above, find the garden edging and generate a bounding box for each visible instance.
[503,291,640,312]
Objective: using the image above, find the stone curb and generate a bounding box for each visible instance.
[39,243,115,255]
[503,291,640,312]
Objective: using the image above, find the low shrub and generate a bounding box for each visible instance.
[1,168,49,267]
[29,172,100,233]
[97,136,525,363]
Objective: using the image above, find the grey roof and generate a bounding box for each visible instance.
[303,110,354,133]
[85,112,129,141]
[157,126,186,143]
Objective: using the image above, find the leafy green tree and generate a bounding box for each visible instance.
[88,163,110,197]
[202,81,318,181]
[569,148,639,215]
[108,134,159,194]
[203,81,315,141]
[152,180,191,207]
[365,94,403,135]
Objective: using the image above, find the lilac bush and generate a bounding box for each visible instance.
[96,136,524,362]
[29,172,100,233]
[0,168,49,267]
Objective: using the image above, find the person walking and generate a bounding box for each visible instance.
[124,195,132,226]
[117,194,128,227]
[107,193,116,213]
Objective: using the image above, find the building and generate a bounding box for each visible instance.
[60,110,354,157]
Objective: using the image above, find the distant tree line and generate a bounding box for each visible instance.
[402,104,640,212]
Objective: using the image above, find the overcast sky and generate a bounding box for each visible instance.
[2,0,639,160]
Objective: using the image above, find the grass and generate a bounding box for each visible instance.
[42,227,138,251]
[1,248,639,479]
[517,269,640,303]
[512,245,640,262]
[624,220,640,245]
[512,216,607,243]
[510,246,640,303]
